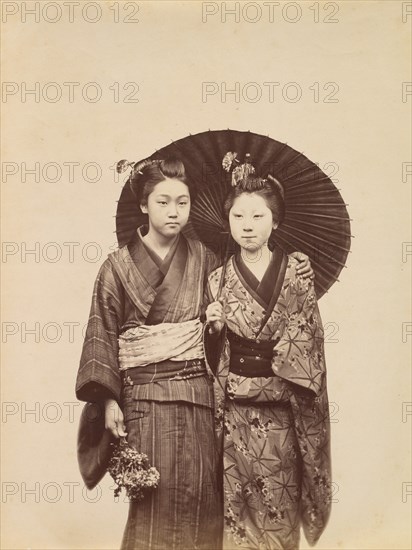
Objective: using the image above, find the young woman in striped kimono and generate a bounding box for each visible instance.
[206,174,331,550]
[76,158,224,550]
[76,158,313,550]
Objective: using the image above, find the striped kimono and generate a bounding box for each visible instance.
[76,229,222,550]
[206,249,331,550]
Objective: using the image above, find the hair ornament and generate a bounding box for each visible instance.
[222,152,238,172]
[116,158,164,177]
[116,159,135,174]
[266,174,285,199]
[132,158,163,176]
[222,151,255,187]
[118,158,164,198]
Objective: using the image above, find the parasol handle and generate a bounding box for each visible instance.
[217,233,231,300]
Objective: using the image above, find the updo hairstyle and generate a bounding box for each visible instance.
[130,158,192,206]
[223,175,285,225]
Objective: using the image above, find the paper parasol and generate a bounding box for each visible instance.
[115,129,351,297]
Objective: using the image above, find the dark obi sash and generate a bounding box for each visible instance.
[227,329,278,377]
[226,247,287,378]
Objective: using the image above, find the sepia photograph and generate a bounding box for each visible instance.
[1,1,411,549]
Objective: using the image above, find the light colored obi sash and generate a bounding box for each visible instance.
[118,318,204,371]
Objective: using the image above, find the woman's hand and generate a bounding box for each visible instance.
[206,300,225,334]
[104,398,127,438]
[291,251,314,279]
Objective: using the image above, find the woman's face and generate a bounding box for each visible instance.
[229,192,277,252]
[141,178,190,241]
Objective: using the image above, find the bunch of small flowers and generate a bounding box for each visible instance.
[108,437,160,501]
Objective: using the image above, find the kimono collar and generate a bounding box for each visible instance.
[233,246,288,339]
[134,226,180,275]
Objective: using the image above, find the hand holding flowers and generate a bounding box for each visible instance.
[108,437,160,501]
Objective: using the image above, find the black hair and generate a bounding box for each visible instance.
[223,175,285,224]
[130,158,192,206]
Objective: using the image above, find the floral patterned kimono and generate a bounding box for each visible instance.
[206,248,331,550]
[76,228,222,550]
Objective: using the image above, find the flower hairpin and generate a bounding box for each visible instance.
[117,158,163,177]
[116,159,136,174]
[222,152,238,171]
[222,151,256,187]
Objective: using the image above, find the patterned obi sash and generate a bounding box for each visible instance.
[122,358,207,386]
[118,319,204,371]
[227,329,279,378]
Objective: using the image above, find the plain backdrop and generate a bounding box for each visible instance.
[1,1,411,549]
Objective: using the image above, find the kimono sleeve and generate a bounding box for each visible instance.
[272,268,332,545]
[75,258,124,403]
[271,270,326,396]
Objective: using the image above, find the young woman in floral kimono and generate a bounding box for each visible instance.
[206,173,331,550]
[76,157,313,550]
